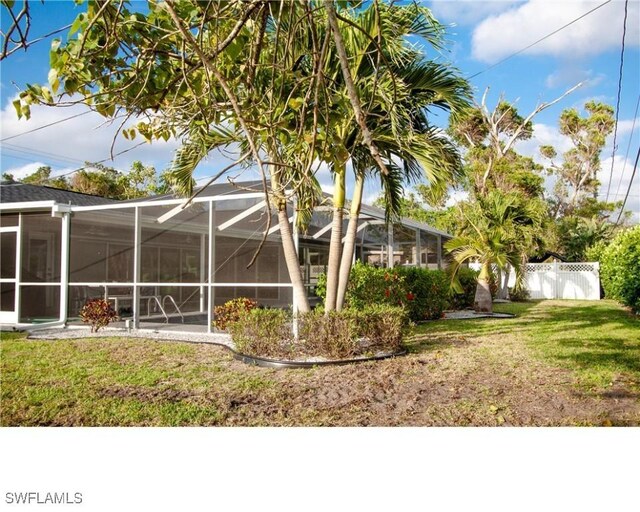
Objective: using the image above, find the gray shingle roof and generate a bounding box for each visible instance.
[0,183,118,206]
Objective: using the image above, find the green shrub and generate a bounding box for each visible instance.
[449,267,478,310]
[394,266,449,320]
[599,226,640,313]
[343,261,407,310]
[316,262,450,322]
[508,285,530,302]
[354,304,408,352]
[228,308,293,358]
[79,298,117,332]
[213,297,258,331]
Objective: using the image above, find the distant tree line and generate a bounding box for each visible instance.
[2,161,171,200]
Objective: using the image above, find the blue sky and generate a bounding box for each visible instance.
[1,0,639,220]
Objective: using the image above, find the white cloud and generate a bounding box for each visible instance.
[472,0,640,63]
[0,95,243,183]
[544,68,605,90]
[616,117,640,136]
[429,1,524,27]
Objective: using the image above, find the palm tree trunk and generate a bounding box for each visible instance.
[277,204,310,314]
[324,165,346,312]
[474,262,493,313]
[500,265,511,300]
[336,173,364,311]
[495,266,511,300]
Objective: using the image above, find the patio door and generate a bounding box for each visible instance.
[1,227,19,324]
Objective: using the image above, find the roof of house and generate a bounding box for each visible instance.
[0,182,118,206]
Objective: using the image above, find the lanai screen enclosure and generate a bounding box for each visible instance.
[0,181,449,332]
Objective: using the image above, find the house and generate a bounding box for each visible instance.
[0,180,451,332]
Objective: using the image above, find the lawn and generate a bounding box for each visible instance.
[1,300,638,426]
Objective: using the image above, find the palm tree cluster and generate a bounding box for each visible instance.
[445,191,546,312]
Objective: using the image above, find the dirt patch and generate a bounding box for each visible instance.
[98,385,196,403]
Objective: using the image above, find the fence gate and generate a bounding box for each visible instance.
[524,262,600,300]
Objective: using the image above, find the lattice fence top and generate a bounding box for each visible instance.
[525,262,599,273]
[559,263,598,272]
[525,263,553,273]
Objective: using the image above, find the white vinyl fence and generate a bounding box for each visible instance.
[523,262,600,300]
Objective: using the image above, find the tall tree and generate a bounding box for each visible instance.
[540,101,623,260]
[320,2,470,311]
[10,1,469,316]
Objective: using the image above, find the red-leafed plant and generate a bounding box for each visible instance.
[79,298,118,332]
[213,298,258,331]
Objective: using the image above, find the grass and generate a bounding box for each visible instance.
[1,300,638,426]
[410,300,640,390]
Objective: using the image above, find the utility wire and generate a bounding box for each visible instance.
[0,110,92,142]
[2,142,86,166]
[615,144,640,225]
[614,94,640,200]
[468,0,612,79]
[605,0,629,202]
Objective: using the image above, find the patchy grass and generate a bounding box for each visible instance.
[1,300,638,426]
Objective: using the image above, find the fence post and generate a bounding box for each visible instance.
[553,260,558,299]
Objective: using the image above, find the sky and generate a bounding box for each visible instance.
[1,0,639,222]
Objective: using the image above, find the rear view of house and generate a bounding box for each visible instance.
[0,180,450,333]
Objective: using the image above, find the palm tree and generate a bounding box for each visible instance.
[445,191,545,313]
[320,2,471,311]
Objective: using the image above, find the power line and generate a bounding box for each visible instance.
[468,0,612,80]
[615,144,640,225]
[2,142,86,166]
[0,110,92,142]
[614,94,640,200]
[605,0,629,202]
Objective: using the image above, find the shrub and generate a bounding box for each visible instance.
[394,266,450,320]
[508,285,530,302]
[449,267,478,310]
[299,309,360,359]
[599,226,640,313]
[316,262,450,322]
[213,297,258,331]
[229,305,408,360]
[300,305,407,359]
[228,308,293,358]
[343,261,407,310]
[79,298,117,332]
[354,304,408,352]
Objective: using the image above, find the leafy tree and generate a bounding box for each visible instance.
[10,1,469,316]
[540,101,615,216]
[540,101,626,260]
[322,2,470,311]
[449,85,580,196]
[372,189,458,234]
[20,165,70,189]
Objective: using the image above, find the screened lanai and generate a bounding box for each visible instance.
[0,181,451,332]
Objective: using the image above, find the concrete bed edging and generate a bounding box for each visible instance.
[22,327,408,369]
